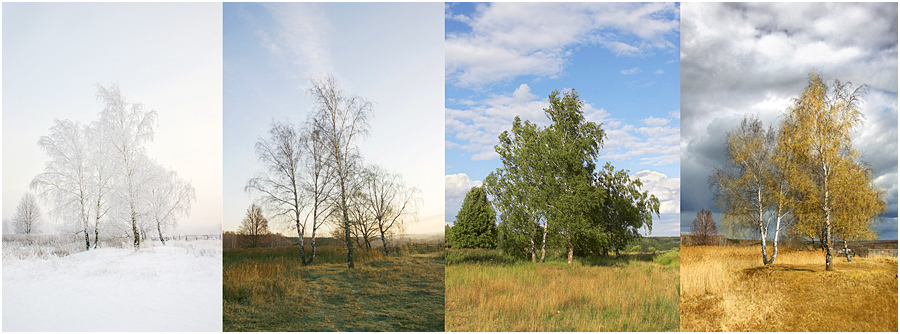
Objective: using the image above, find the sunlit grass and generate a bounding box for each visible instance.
[223,244,444,331]
[681,245,898,331]
[445,248,680,332]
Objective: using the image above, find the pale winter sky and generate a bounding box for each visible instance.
[445,3,682,236]
[2,3,224,235]
[681,3,899,239]
[223,3,444,236]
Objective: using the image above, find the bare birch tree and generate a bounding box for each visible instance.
[360,165,422,255]
[298,125,335,264]
[245,121,309,261]
[308,75,372,269]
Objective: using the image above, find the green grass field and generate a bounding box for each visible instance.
[445,248,680,331]
[223,244,444,331]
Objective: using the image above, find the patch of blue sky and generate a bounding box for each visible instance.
[445,3,681,236]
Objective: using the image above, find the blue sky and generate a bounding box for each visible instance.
[223,3,444,235]
[445,3,682,237]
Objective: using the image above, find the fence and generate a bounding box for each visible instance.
[681,234,727,246]
[867,249,898,258]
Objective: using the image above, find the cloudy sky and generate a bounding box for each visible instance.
[3,3,223,235]
[223,3,444,236]
[445,3,682,237]
[681,3,899,239]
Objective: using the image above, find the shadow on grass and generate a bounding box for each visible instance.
[741,264,816,277]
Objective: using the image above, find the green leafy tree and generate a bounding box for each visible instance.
[594,163,659,257]
[484,116,550,262]
[452,186,497,248]
[444,224,453,248]
[540,89,607,265]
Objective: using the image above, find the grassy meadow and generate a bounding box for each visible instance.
[444,248,680,331]
[223,244,444,331]
[681,245,898,331]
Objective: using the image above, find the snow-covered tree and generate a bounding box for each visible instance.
[13,192,42,235]
[145,162,195,245]
[31,119,93,249]
[96,83,158,250]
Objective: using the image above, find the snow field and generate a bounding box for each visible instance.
[3,239,222,331]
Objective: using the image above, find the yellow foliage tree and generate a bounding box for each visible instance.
[779,72,884,271]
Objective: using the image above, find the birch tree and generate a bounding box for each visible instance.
[780,72,869,271]
[31,119,93,249]
[595,162,659,257]
[541,89,606,265]
[97,83,158,250]
[711,115,790,264]
[245,121,309,261]
[308,75,372,269]
[360,165,422,255]
[298,126,335,264]
[13,192,42,235]
[87,120,115,248]
[145,162,195,244]
[485,117,549,262]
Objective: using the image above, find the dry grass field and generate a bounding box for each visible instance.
[681,245,898,331]
[445,249,680,332]
[223,244,444,331]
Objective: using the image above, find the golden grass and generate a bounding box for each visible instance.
[446,260,679,331]
[681,246,898,331]
[223,245,444,331]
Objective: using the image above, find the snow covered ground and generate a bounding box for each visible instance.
[3,239,222,331]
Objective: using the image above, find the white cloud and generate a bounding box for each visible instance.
[642,116,670,126]
[621,67,641,75]
[445,173,483,223]
[654,69,665,75]
[446,2,679,87]
[261,3,333,78]
[681,3,898,233]
[631,170,680,214]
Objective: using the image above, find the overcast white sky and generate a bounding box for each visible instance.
[3,3,223,235]
[681,3,899,239]
[223,3,444,236]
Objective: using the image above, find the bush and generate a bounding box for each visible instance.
[629,245,643,253]
[653,249,680,267]
[445,248,518,265]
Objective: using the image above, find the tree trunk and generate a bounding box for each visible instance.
[296,215,307,265]
[131,213,140,250]
[529,234,536,263]
[843,238,852,262]
[343,206,354,269]
[308,218,318,264]
[540,225,548,263]
[380,230,389,256]
[157,220,166,245]
[93,226,99,249]
[824,167,834,271]
[566,233,573,266]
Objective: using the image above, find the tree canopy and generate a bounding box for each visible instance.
[452,186,497,249]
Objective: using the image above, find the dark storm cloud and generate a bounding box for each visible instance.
[681,3,898,238]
